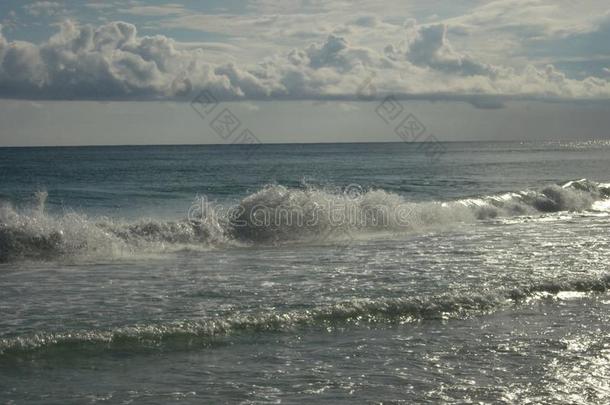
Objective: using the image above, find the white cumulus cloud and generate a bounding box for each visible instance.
[0,20,609,107]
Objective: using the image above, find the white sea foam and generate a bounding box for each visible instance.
[1,274,608,357]
[0,179,608,261]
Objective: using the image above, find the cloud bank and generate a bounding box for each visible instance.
[0,20,609,106]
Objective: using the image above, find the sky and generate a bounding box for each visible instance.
[0,0,609,146]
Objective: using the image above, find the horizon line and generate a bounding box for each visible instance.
[1,139,603,149]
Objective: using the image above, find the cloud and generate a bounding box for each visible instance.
[436,0,610,72]
[0,20,609,107]
[350,16,381,27]
[289,34,383,72]
[24,1,63,17]
[84,3,115,10]
[525,10,610,61]
[444,0,584,39]
[406,24,499,76]
[119,5,187,17]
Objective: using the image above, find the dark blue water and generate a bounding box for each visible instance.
[1,141,610,403]
[2,141,608,217]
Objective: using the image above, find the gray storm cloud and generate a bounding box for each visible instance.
[0,20,609,106]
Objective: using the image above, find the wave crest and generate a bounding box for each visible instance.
[2,274,609,357]
[0,179,608,261]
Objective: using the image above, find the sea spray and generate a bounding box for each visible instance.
[0,179,609,261]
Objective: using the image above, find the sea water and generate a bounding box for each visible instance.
[1,141,610,403]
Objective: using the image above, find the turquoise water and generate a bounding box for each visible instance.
[1,141,610,403]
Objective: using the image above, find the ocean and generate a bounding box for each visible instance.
[1,141,610,404]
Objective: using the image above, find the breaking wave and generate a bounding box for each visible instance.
[2,274,609,357]
[0,179,608,261]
